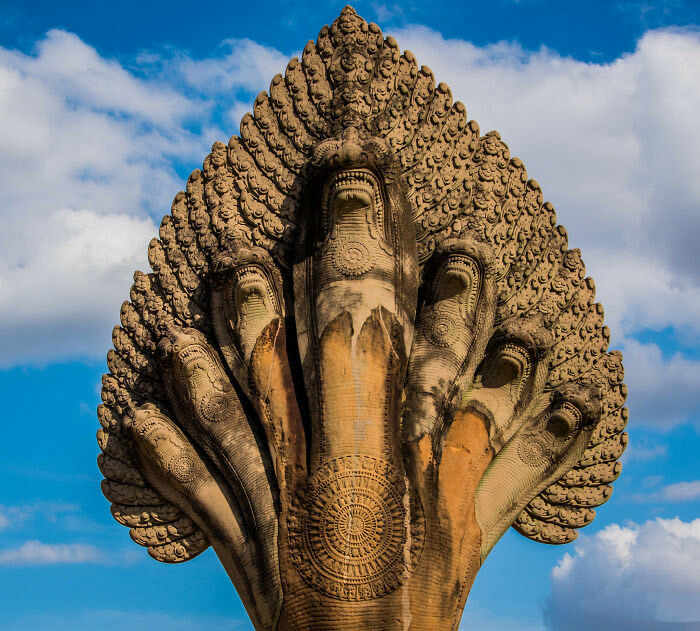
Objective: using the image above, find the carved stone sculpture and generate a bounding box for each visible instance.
[97,7,628,629]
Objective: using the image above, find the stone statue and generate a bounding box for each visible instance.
[97,6,628,629]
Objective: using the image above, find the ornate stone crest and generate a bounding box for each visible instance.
[97,6,627,629]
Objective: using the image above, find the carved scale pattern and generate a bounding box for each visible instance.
[98,5,627,555]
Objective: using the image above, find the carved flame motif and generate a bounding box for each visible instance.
[97,6,628,630]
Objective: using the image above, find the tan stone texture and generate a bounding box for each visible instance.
[97,6,628,629]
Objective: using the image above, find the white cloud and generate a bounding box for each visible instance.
[619,339,700,429]
[389,26,700,330]
[0,32,203,220]
[544,518,700,630]
[177,38,291,94]
[0,208,155,365]
[371,3,406,24]
[0,540,104,565]
[0,30,289,367]
[658,481,700,502]
[28,30,195,125]
[0,31,230,367]
[0,504,30,531]
[615,1,699,30]
[586,250,700,348]
[623,442,667,462]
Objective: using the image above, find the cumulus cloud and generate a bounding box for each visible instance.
[544,518,700,630]
[177,38,291,94]
[621,338,700,429]
[0,540,104,565]
[0,31,254,367]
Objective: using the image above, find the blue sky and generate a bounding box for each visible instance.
[1,1,699,629]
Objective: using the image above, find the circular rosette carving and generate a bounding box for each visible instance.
[331,238,373,277]
[516,438,550,467]
[167,452,202,483]
[289,456,425,601]
[421,309,458,348]
[199,390,235,423]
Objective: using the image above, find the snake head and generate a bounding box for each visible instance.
[463,315,554,452]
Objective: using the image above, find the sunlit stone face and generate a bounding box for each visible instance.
[226,262,281,362]
[231,263,280,329]
[482,341,533,394]
[435,259,474,300]
[321,167,385,243]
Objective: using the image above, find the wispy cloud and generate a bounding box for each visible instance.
[176,38,291,94]
[623,441,668,463]
[628,480,700,503]
[658,481,700,502]
[371,3,406,24]
[0,501,81,532]
[0,540,104,565]
[615,0,695,29]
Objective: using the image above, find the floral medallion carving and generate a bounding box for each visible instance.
[331,239,373,276]
[289,456,425,601]
[422,310,458,348]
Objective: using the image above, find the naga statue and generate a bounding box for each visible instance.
[97,6,628,630]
